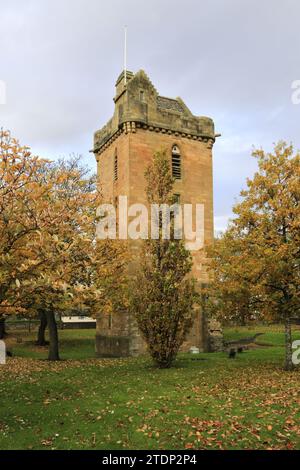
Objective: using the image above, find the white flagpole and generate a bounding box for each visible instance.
[124,26,127,85]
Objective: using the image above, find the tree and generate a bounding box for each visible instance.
[0,132,94,358]
[209,142,300,370]
[130,151,195,369]
[0,129,52,338]
[19,156,101,361]
[20,156,128,361]
[206,232,263,326]
[89,239,129,316]
[0,130,130,360]
[36,309,48,346]
[38,157,99,360]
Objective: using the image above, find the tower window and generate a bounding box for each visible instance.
[140,90,144,102]
[114,150,118,181]
[172,145,181,179]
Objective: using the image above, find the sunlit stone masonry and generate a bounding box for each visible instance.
[93,69,223,357]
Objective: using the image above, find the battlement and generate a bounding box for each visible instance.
[93,70,216,155]
[93,69,220,357]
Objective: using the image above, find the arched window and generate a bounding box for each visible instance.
[114,150,118,181]
[172,145,181,179]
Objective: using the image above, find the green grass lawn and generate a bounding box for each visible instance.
[1,325,300,450]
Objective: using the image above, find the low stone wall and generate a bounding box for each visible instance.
[95,335,131,357]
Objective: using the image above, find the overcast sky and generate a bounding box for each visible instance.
[1,0,299,232]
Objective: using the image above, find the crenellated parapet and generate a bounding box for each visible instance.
[93,69,217,156]
[94,122,215,161]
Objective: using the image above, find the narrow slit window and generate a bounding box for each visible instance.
[172,145,181,179]
[114,150,118,181]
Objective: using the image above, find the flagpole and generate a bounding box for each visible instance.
[124,26,127,85]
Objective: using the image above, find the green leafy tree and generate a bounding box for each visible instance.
[130,151,195,369]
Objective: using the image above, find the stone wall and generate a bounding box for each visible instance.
[94,69,222,357]
[204,318,224,352]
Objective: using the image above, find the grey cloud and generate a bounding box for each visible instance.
[0,0,299,230]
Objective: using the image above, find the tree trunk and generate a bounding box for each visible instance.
[46,309,60,361]
[36,309,48,346]
[284,317,294,371]
[0,317,6,340]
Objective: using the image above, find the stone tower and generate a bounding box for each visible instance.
[93,70,219,357]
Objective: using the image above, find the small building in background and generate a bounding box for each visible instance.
[61,316,96,329]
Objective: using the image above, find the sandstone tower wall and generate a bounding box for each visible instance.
[93,69,219,357]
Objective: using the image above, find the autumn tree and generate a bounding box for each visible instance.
[206,232,263,326]
[88,239,129,316]
[44,160,129,360]
[130,151,195,369]
[209,142,300,370]
[0,129,53,338]
[0,131,93,355]
[16,154,128,361]
[19,156,101,361]
[0,130,130,360]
